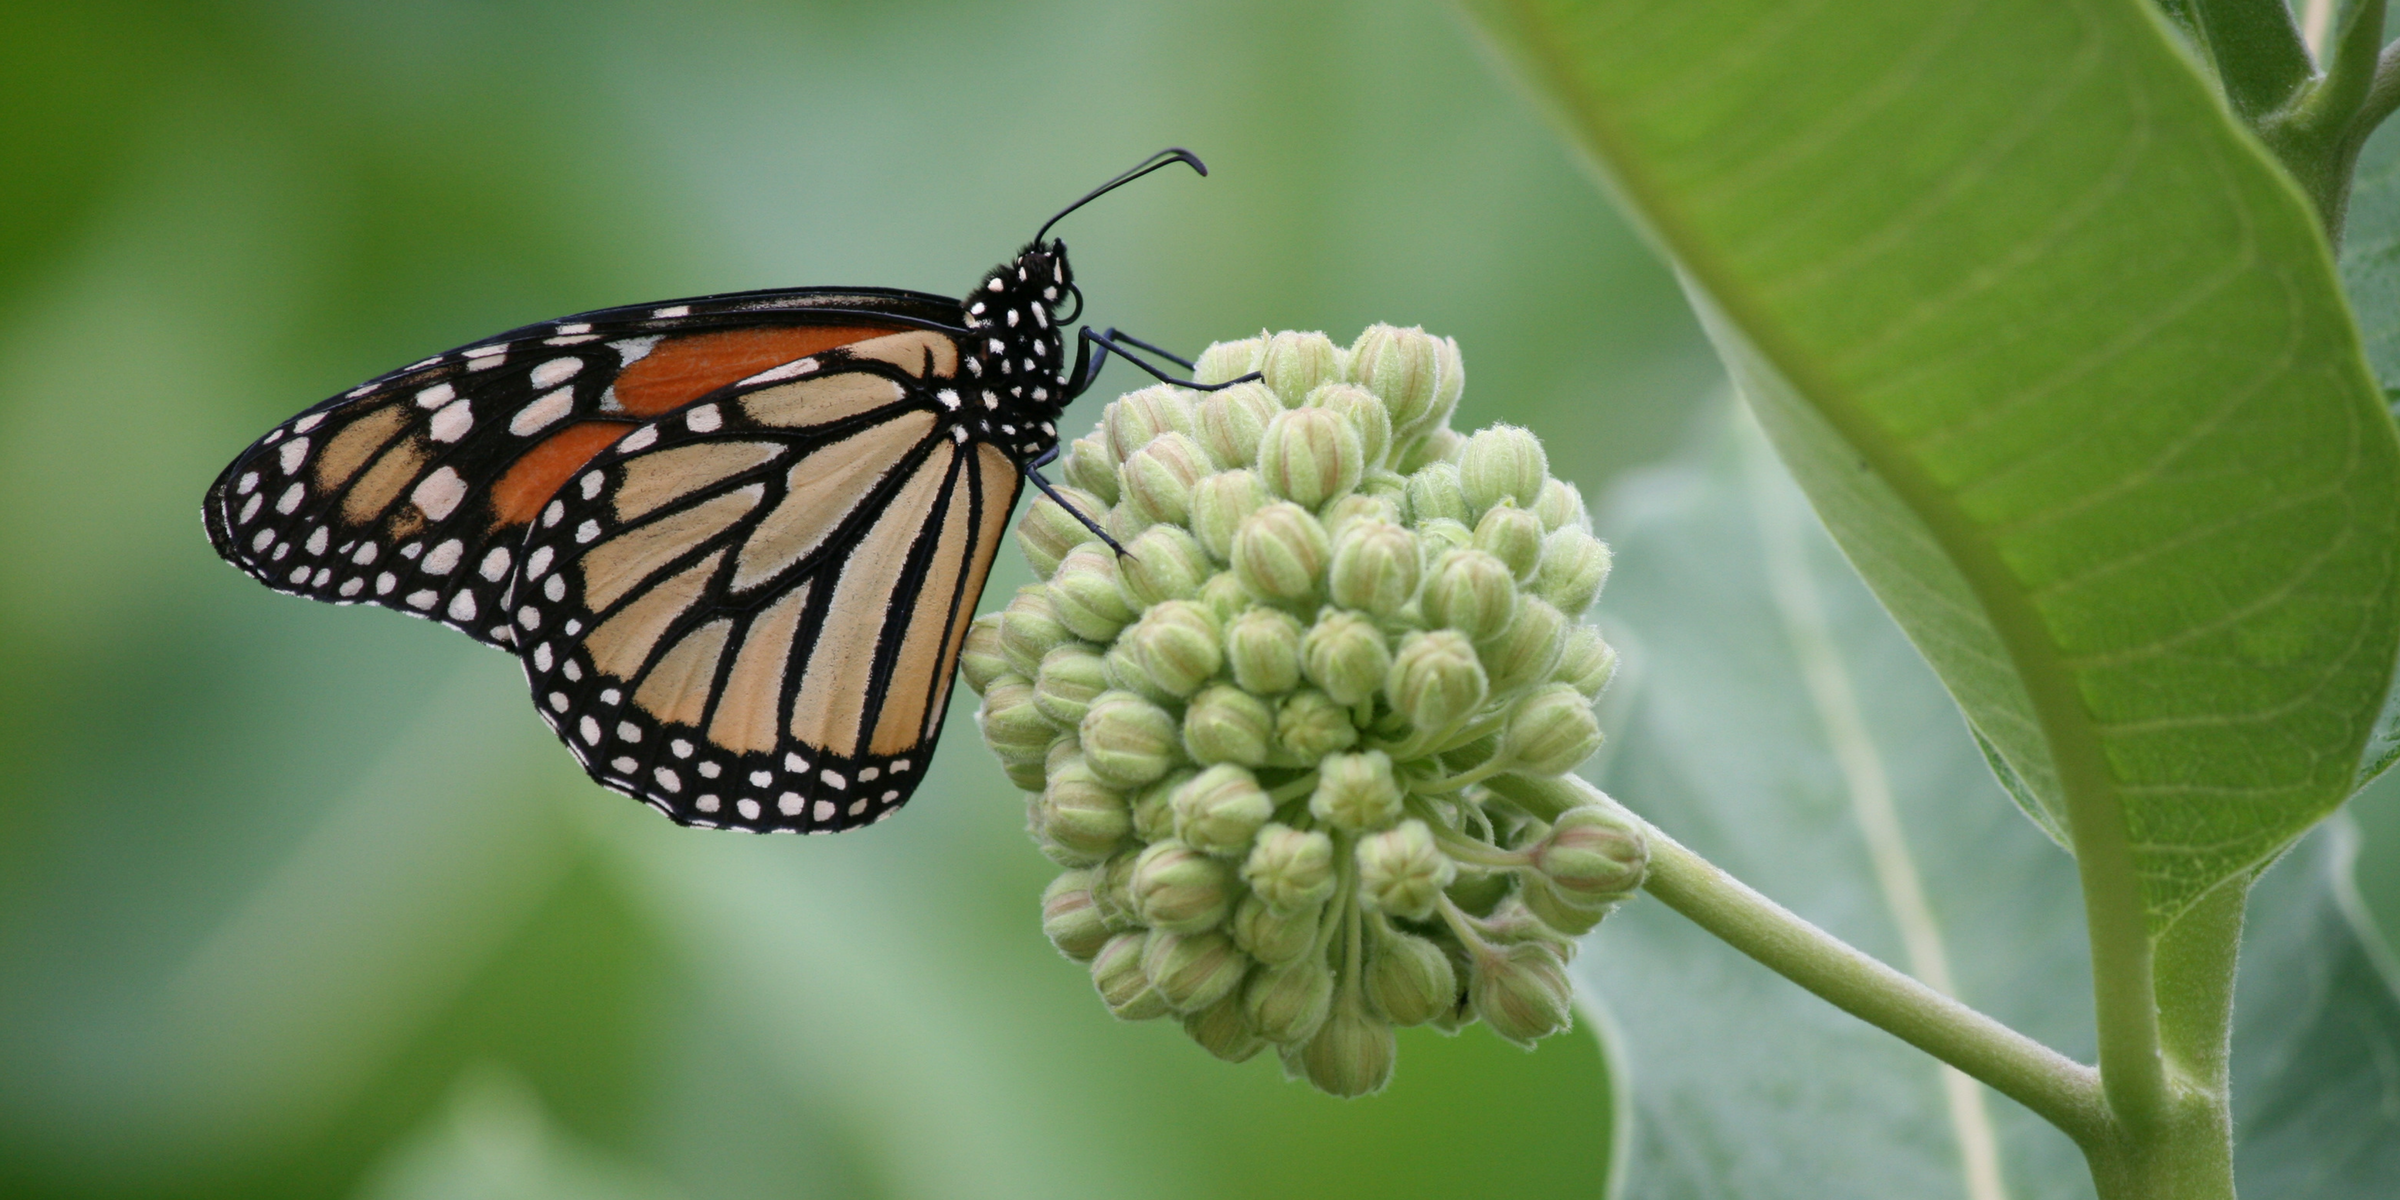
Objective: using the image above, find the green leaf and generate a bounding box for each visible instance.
[1578,414,2400,1195]
[1464,0,2400,928]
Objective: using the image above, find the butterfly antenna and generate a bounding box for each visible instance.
[1034,148,1207,245]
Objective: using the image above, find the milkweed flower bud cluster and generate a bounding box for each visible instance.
[963,327,1646,1096]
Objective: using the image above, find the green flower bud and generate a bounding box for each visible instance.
[977,674,1054,762]
[1386,630,1488,732]
[1127,770,1190,843]
[1001,756,1049,793]
[1473,896,1576,950]
[1473,501,1546,583]
[1033,643,1110,727]
[1500,683,1603,777]
[1535,526,1612,616]
[1357,819,1455,920]
[1224,606,1305,694]
[1275,688,1360,761]
[1231,501,1330,606]
[1193,336,1266,387]
[1349,323,1462,442]
[1061,432,1119,505]
[1291,993,1395,1097]
[1049,544,1136,642]
[1102,639,1178,708]
[1534,476,1589,532]
[1470,941,1575,1047]
[1091,851,1142,929]
[1420,549,1518,642]
[1534,806,1648,901]
[1321,491,1402,541]
[1308,750,1403,834]
[1126,600,1222,697]
[1171,763,1273,853]
[1016,484,1105,579]
[1037,756,1133,864]
[1182,685,1275,768]
[1300,609,1392,707]
[1403,462,1473,527]
[1141,928,1252,1013]
[1255,406,1365,510]
[1519,871,1612,937]
[1121,431,1215,527]
[1457,424,1548,516]
[1092,931,1171,1021]
[1194,381,1284,468]
[1245,957,1336,1045]
[1556,623,1618,697]
[1395,427,1465,475]
[1305,382,1393,467]
[1231,893,1323,965]
[1242,822,1337,911]
[1481,598,1568,696]
[1117,524,1212,608]
[1198,570,1250,622]
[1104,383,1196,462]
[1183,991,1266,1063]
[1445,865,1512,917]
[1189,469,1271,562]
[1415,517,1472,556]
[961,614,1009,697]
[998,585,1074,678]
[1327,519,1422,620]
[1041,870,1112,961]
[1257,330,1341,407]
[1105,499,1153,543]
[1366,927,1459,1026]
[1131,840,1238,933]
[1080,691,1182,787]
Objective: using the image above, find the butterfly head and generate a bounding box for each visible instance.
[961,240,1075,416]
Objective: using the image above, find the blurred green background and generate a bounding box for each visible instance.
[6,3,2398,1199]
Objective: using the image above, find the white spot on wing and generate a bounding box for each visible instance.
[278,438,311,474]
[429,399,473,442]
[276,482,305,514]
[510,387,575,435]
[685,404,721,432]
[413,467,467,521]
[479,546,511,581]
[447,590,477,621]
[531,358,584,387]
[423,539,463,574]
[618,426,658,452]
[416,383,456,409]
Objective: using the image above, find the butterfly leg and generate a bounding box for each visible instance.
[1023,445,1130,558]
[1073,325,1264,394]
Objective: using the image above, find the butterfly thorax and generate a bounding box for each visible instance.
[959,240,1074,462]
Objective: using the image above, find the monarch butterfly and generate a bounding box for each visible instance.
[204,149,1235,834]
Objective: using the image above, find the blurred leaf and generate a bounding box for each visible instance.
[2342,117,2400,390]
[352,1067,681,1200]
[1465,0,2400,928]
[1579,412,2400,1196]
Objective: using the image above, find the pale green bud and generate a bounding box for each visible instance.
[1305,382,1393,468]
[1126,600,1222,697]
[1061,432,1119,505]
[1519,871,1612,937]
[1300,609,1392,707]
[1473,501,1546,583]
[1257,330,1341,407]
[1245,958,1335,1045]
[1141,928,1252,1013]
[1500,683,1603,777]
[1457,424,1548,516]
[1481,597,1568,696]
[1534,476,1589,532]
[998,585,1074,678]
[1404,462,1473,526]
[1414,517,1472,556]
[1387,630,1487,732]
[1194,381,1284,468]
[1327,519,1422,620]
[1128,771,1188,843]
[1001,753,1049,793]
[1104,383,1196,462]
[1038,756,1133,864]
[1470,941,1575,1047]
[1117,524,1212,608]
[1091,852,1142,929]
[1121,431,1215,527]
[1535,526,1612,616]
[1349,324,1462,442]
[1183,991,1266,1063]
[1189,469,1271,562]
[961,614,1009,697]
[1320,491,1402,541]
[1092,931,1170,1021]
[1015,484,1104,579]
[1255,406,1365,510]
[1308,750,1403,834]
[1131,839,1238,933]
[1275,687,1360,760]
[1102,639,1178,708]
[1079,690,1182,787]
[1049,544,1136,642]
[1366,928,1459,1026]
[1420,549,1518,643]
[1041,870,1112,961]
[1556,623,1618,697]
[1242,822,1337,911]
[1193,336,1266,387]
[1105,499,1152,543]
[977,674,1054,762]
[1199,570,1251,623]
[1292,993,1395,1097]
[1224,606,1305,694]
[1395,427,1465,475]
[1231,501,1330,606]
[1445,864,1513,917]
[1358,819,1455,920]
[1171,763,1274,854]
[1182,685,1275,768]
[1033,643,1110,727]
[1231,893,1323,965]
[1534,806,1647,901]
